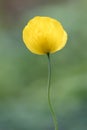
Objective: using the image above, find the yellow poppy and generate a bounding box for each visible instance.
[23,16,67,55]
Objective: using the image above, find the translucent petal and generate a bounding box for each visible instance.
[23,16,67,55]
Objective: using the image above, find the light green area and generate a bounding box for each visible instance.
[0,0,87,130]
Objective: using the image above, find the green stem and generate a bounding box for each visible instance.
[47,53,58,130]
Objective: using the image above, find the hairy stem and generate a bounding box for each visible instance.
[47,53,58,130]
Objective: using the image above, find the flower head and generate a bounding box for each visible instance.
[23,16,67,55]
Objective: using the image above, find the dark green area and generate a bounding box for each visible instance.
[0,0,87,130]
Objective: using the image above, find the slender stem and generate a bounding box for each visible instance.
[47,53,58,130]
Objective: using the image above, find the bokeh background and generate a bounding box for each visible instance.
[0,0,87,130]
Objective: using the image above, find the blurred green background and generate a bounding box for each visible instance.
[0,0,87,130]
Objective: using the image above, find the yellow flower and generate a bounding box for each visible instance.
[23,16,67,55]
